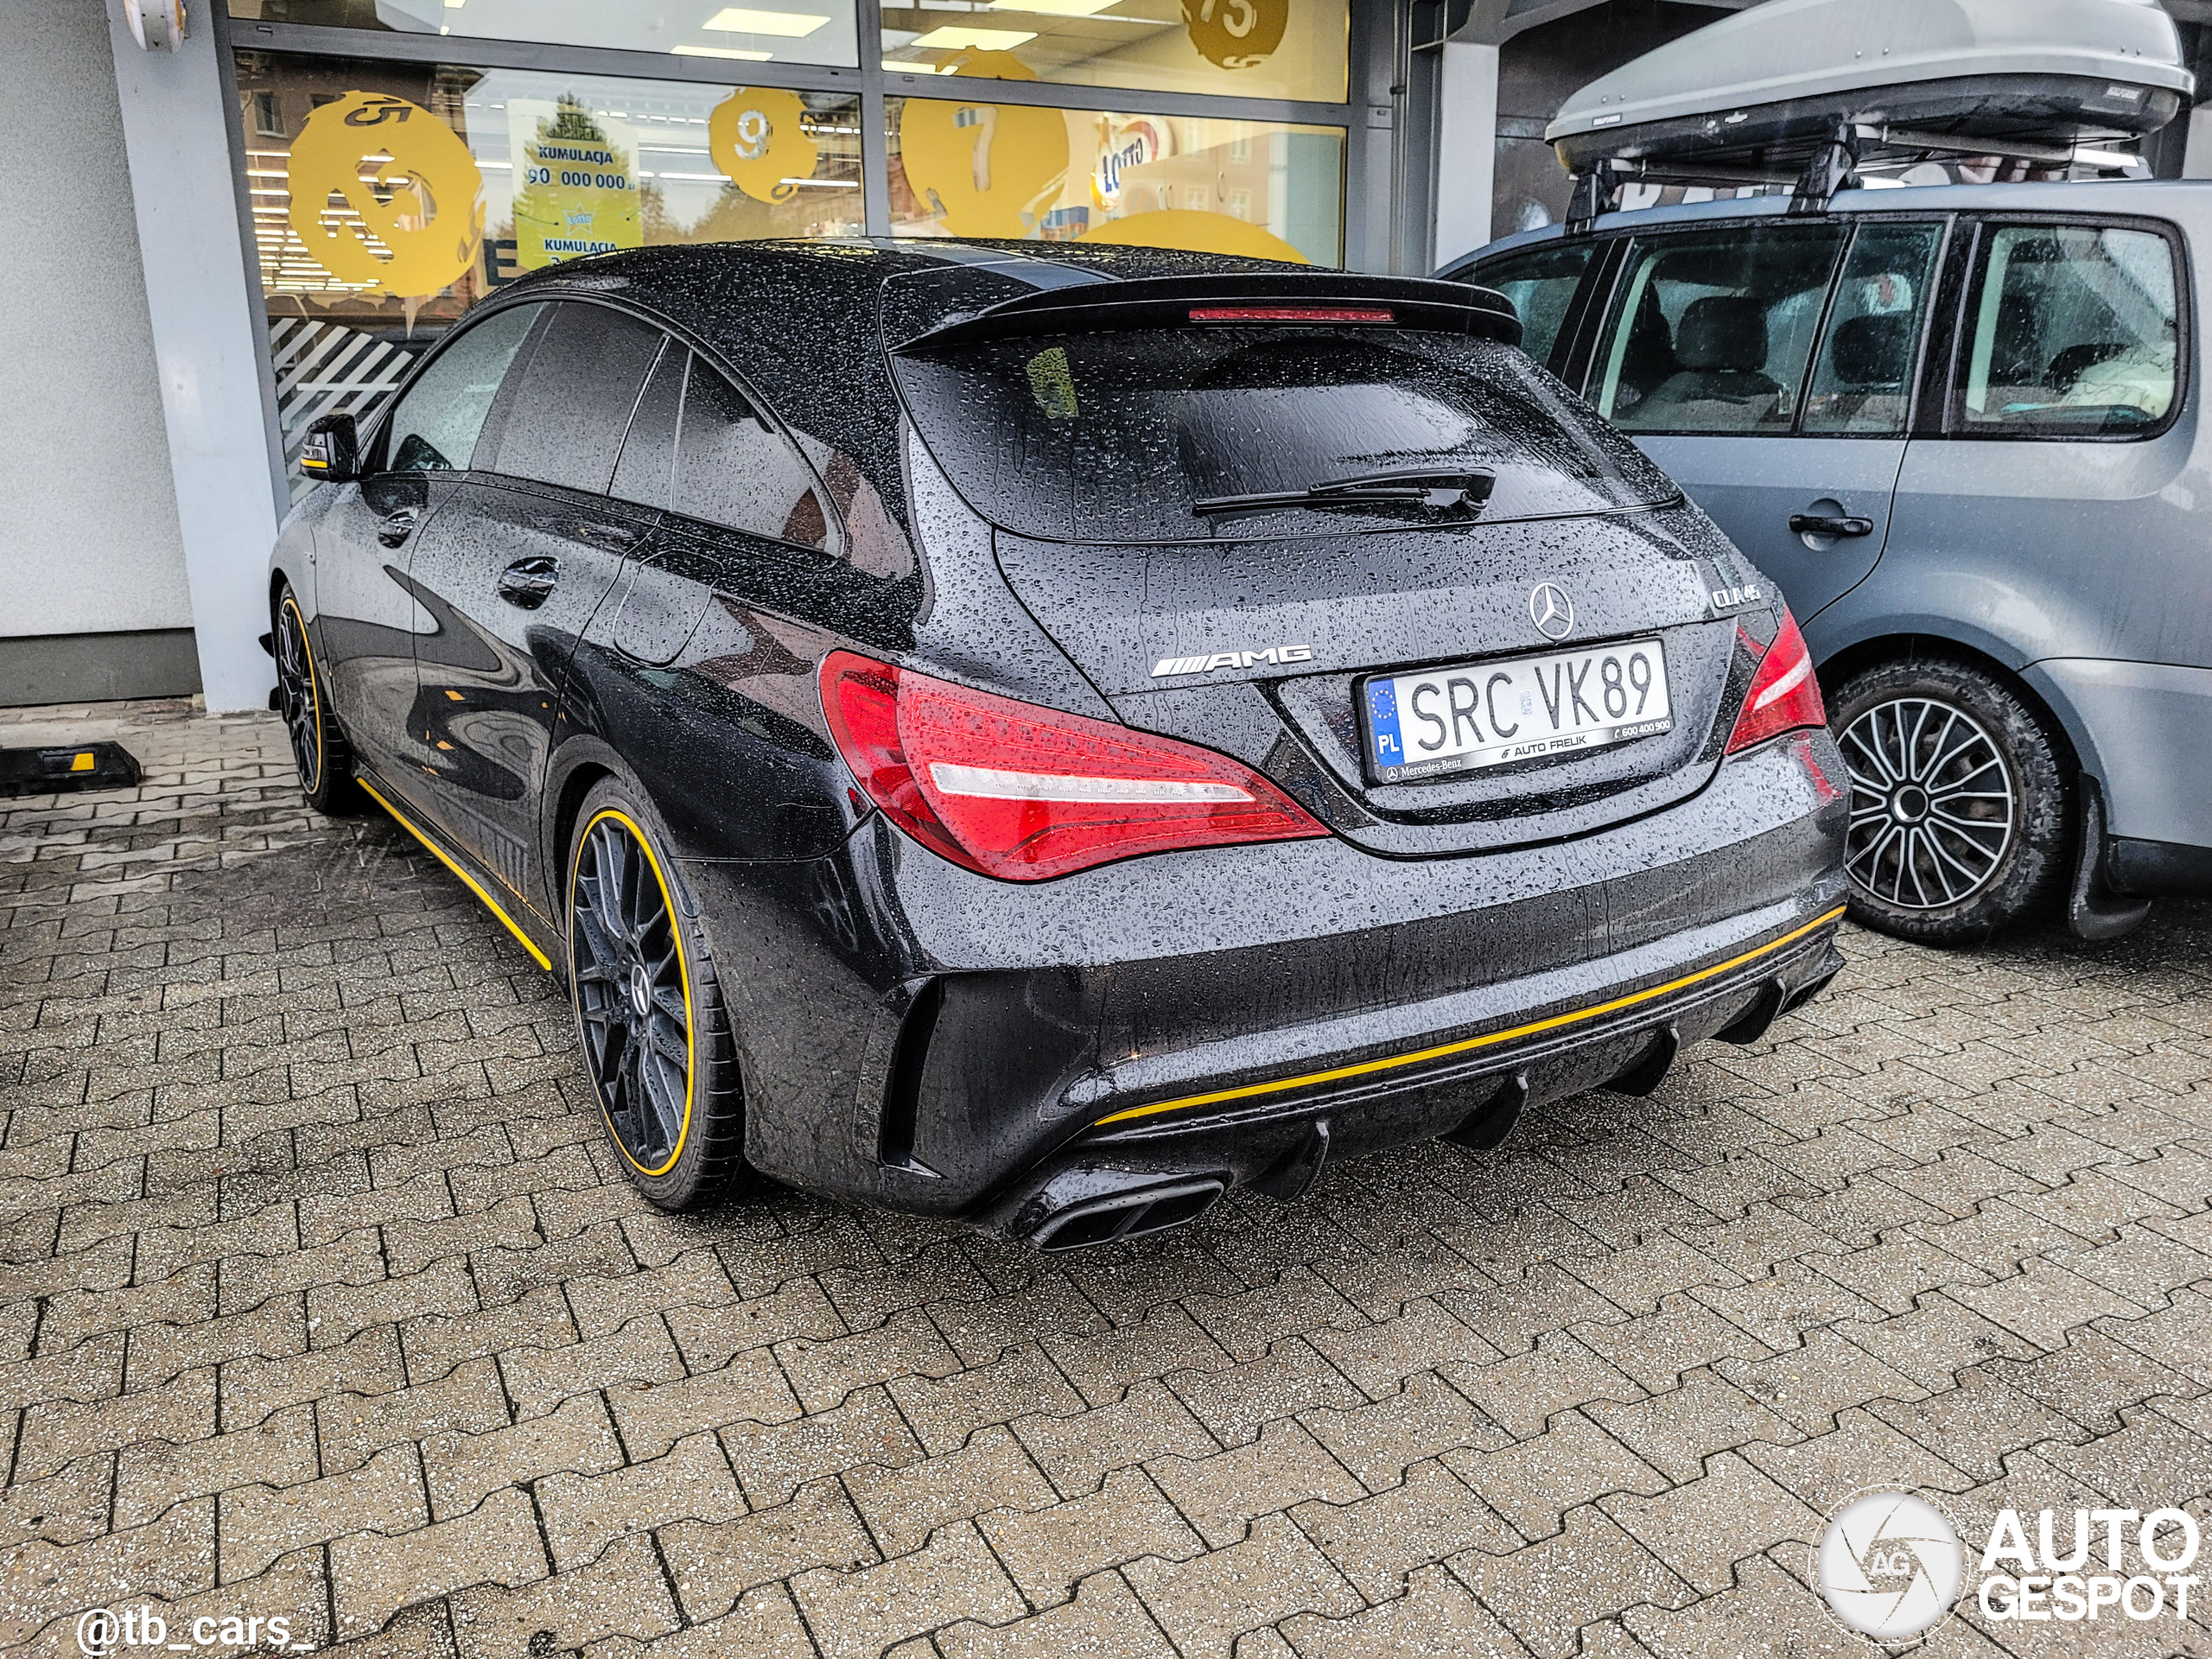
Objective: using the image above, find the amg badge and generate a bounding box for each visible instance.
[1152,645,1313,678]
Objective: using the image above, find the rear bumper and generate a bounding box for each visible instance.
[683,730,1847,1224]
[986,907,1844,1244]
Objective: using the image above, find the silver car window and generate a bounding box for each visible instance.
[1957,224,2179,435]
[1469,241,1599,371]
[1802,222,1944,436]
[1592,223,1847,435]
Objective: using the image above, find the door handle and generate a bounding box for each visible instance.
[575,522,645,550]
[1788,512,1875,538]
[497,556,560,609]
[375,509,419,549]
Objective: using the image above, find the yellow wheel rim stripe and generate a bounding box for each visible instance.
[280,594,324,791]
[571,807,697,1179]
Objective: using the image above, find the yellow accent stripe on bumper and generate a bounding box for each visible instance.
[358,778,554,972]
[1094,904,1848,1128]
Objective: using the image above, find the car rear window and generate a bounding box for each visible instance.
[889,326,1680,544]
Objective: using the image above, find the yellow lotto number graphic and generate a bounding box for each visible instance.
[1181,0,1288,69]
[287,92,484,297]
[1081,209,1308,264]
[710,88,819,205]
[899,56,1070,238]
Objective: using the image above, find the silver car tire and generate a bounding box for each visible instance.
[1829,657,2071,946]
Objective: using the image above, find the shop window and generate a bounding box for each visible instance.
[879,0,1346,104]
[232,52,862,497]
[887,98,1342,266]
[230,0,861,70]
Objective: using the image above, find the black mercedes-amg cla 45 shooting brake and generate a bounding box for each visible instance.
[269,239,1847,1249]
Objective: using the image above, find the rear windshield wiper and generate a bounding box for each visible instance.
[1191,467,1497,518]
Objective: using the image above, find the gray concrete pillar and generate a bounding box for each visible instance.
[106,4,281,714]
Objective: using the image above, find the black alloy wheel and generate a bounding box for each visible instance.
[273,584,363,816]
[566,778,747,1207]
[1828,656,2070,945]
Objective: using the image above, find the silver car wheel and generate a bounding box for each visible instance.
[1840,696,2017,911]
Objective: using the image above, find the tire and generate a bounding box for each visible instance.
[273,582,366,816]
[565,775,748,1209]
[1828,655,2072,945]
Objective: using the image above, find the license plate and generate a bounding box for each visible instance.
[1362,638,1674,783]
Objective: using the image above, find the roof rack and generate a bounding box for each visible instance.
[1544,0,2192,232]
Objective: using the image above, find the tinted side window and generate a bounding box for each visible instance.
[381,303,539,473]
[1468,242,1598,371]
[672,362,831,550]
[1802,222,1944,435]
[1955,224,2179,436]
[482,302,664,493]
[1592,223,1848,434]
[609,340,685,510]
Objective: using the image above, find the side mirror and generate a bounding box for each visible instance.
[299,412,362,484]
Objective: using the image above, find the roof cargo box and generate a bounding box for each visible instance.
[1548,0,2190,186]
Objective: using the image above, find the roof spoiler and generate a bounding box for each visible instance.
[891,271,1522,353]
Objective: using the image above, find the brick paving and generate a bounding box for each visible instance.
[1,698,2209,1658]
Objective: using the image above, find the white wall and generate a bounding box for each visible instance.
[1433,41,1500,269]
[0,0,192,641]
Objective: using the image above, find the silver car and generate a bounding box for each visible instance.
[1451,182,2212,945]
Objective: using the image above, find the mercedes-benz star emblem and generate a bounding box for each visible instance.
[1529,582,1574,641]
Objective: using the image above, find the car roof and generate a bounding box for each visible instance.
[1446,177,2212,277]
[501,237,1307,360]
[494,238,1516,536]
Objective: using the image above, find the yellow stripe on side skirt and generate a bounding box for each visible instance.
[358,778,554,971]
[1095,905,1849,1128]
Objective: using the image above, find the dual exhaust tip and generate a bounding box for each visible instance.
[1027,1176,1226,1253]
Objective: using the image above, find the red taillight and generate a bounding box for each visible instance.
[1725,607,1827,754]
[819,652,1327,881]
[1187,305,1395,325]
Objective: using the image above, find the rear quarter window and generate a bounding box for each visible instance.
[891,324,1677,544]
[1467,242,1599,371]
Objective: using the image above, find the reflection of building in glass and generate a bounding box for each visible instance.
[888,100,1341,264]
[234,52,863,494]
[875,0,1344,103]
[232,0,863,69]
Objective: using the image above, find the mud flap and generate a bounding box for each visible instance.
[2069,774,2152,943]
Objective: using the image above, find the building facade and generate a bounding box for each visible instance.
[8,0,2208,711]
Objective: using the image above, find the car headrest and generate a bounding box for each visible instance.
[1830,314,1911,385]
[1674,296,1769,373]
